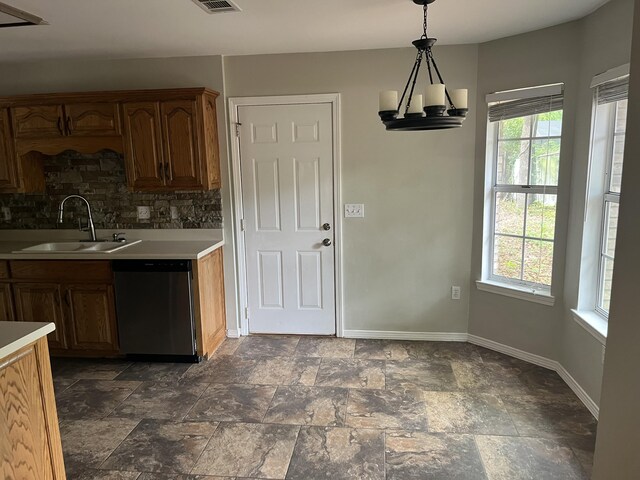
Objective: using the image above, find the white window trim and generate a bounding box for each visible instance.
[571,309,607,345]
[477,279,555,306]
[479,94,562,301]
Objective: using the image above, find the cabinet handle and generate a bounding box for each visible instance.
[57,117,64,136]
[64,290,71,307]
[164,162,170,180]
[66,116,73,134]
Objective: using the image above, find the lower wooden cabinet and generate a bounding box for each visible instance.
[13,283,67,351]
[10,261,119,356]
[65,284,118,352]
[0,283,14,321]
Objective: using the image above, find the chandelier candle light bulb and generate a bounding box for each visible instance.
[379,90,399,112]
[425,84,446,106]
[408,94,424,115]
[450,89,468,109]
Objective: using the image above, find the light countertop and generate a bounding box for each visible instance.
[0,239,224,260]
[0,321,55,360]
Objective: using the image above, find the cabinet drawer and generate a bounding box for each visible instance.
[10,261,113,283]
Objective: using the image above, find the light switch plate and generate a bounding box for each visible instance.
[170,206,179,220]
[345,204,365,218]
[451,286,461,300]
[137,206,151,220]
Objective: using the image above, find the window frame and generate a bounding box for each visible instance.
[487,112,561,293]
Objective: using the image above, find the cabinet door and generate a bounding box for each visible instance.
[203,94,221,189]
[122,102,165,190]
[13,283,66,350]
[161,100,204,190]
[11,105,64,138]
[0,108,20,191]
[0,283,14,321]
[64,284,119,352]
[65,103,121,137]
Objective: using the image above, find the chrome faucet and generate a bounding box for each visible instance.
[57,195,97,241]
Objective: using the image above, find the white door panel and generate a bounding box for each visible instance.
[239,103,335,335]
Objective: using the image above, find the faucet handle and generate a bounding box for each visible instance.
[113,232,126,243]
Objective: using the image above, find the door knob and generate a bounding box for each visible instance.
[322,223,331,231]
[322,238,332,247]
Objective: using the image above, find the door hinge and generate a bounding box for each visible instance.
[235,122,242,137]
[244,307,249,319]
[240,218,245,231]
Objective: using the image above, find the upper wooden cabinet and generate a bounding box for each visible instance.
[122,92,221,191]
[0,108,20,191]
[0,88,221,193]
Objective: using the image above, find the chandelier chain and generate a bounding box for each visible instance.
[422,3,428,39]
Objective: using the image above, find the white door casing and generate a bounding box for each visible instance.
[237,102,336,335]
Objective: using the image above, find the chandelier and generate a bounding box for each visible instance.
[378,0,469,131]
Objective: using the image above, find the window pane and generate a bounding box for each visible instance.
[494,235,523,281]
[499,116,532,139]
[530,138,560,186]
[599,256,615,312]
[534,110,563,137]
[523,239,554,286]
[495,192,525,236]
[604,201,620,257]
[497,140,530,185]
[525,194,557,240]
[615,99,628,133]
[610,133,625,193]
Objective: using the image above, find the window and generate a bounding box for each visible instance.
[593,79,628,316]
[480,84,564,299]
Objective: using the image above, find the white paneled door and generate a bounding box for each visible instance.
[238,103,335,335]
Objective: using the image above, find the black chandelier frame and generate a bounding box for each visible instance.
[379,0,469,131]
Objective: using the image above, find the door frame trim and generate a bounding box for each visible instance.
[228,94,343,337]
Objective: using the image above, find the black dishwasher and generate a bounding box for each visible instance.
[113,260,200,362]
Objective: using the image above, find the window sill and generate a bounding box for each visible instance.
[571,309,607,345]
[476,280,555,306]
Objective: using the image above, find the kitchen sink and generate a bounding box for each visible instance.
[15,240,142,254]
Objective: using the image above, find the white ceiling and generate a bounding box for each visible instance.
[0,0,609,62]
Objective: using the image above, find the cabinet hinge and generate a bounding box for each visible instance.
[240,218,245,231]
[235,122,242,137]
[244,307,249,319]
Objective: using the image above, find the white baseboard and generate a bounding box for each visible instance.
[468,334,599,419]
[343,330,468,342]
[467,334,558,370]
[226,329,241,338]
[556,364,600,419]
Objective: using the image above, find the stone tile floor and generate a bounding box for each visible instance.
[52,336,597,479]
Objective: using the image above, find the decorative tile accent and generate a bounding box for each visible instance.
[191,422,299,478]
[475,435,587,480]
[0,151,222,230]
[287,427,384,480]
[386,431,487,480]
[263,386,348,427]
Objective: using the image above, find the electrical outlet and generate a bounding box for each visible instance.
[170,206,179,220]
[344,204,365,218]
[451,286,461,300]
[1,207,10,221]
[137,206,151,220]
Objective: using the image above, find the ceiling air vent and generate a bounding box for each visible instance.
[0,2,47,28]
[191,0,242,14]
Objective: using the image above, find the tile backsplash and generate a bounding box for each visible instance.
[0,150,222,230]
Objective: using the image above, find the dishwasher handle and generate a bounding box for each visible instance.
[112,260,192,273]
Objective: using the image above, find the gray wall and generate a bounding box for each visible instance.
[592,0,640,475]
[469,0,634,407]
[225,46,478,333]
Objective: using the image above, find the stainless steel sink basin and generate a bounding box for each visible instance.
[15,240,142,254]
